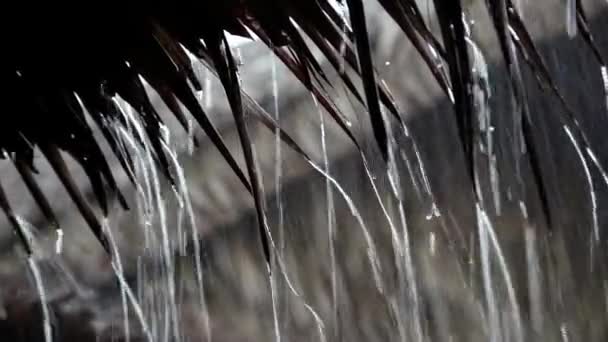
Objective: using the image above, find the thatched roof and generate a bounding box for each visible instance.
[0,0,606,263]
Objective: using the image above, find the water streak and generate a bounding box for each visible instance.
[204,67,213,110]
[114,100,182,341]
[337,0,349,74]
[306,159,385,293]
[28,257,53,342]
[16,218,53,342]
[467,34,502,215]
[308,94,384,292]
[161,141,212,342]
[478,207,521,342]
[388,141,424,342]
[103,219,131,342]
[55,229,64,255]
[268,55,291,340]
[564,126,599,242]
[478,206,524,342]
[313,81,339,337]
[144,129,179,342]
[525,226,544,335]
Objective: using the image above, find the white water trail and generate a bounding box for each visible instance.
[564,126,599,242]
[115,123,155,253]
[268,264,282,342]
[115,99,180,341]
[264,239,327,342]
[525,226,544,335]
[385,151,407,342]
[98,116,159,341]
[14,218,53,342]
[477,206,500,342]
[249,144,324,342]
[466,24,524,340]
[336,0,350,74]
[161,141,212,342]
[104,219,136,342]
[249,142,283,342]
[54,229,64,255]
[204,67,213,110]
[361,154,402,251]
[308,94,384,292]
[270,55,291,340]
[467,34,502,216]
[113,104,158,336]
[406,131,440,219]
[305,159,385,293]
[146,131,180,342]
[586,148,608,188]
[313,81,339,336]
[187,117,195,156]
[113,99,155,249]
[271,56,284,255]
[561,322,570,342]
[399,205,424,342]
[111,258,154,342]
[388,144,424,342]
[399,147,423,200]
[27,257,53,342]
[173,185,186,256]
[477,206,524,342]
[251,128,381,341]
[123,102,155,222]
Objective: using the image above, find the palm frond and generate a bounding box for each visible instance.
[1,0,606,262]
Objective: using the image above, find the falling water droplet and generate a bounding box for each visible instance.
[55,229,64,255]
[429,232,436,256]
[561,322,570,342]
[187,119,195,156]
